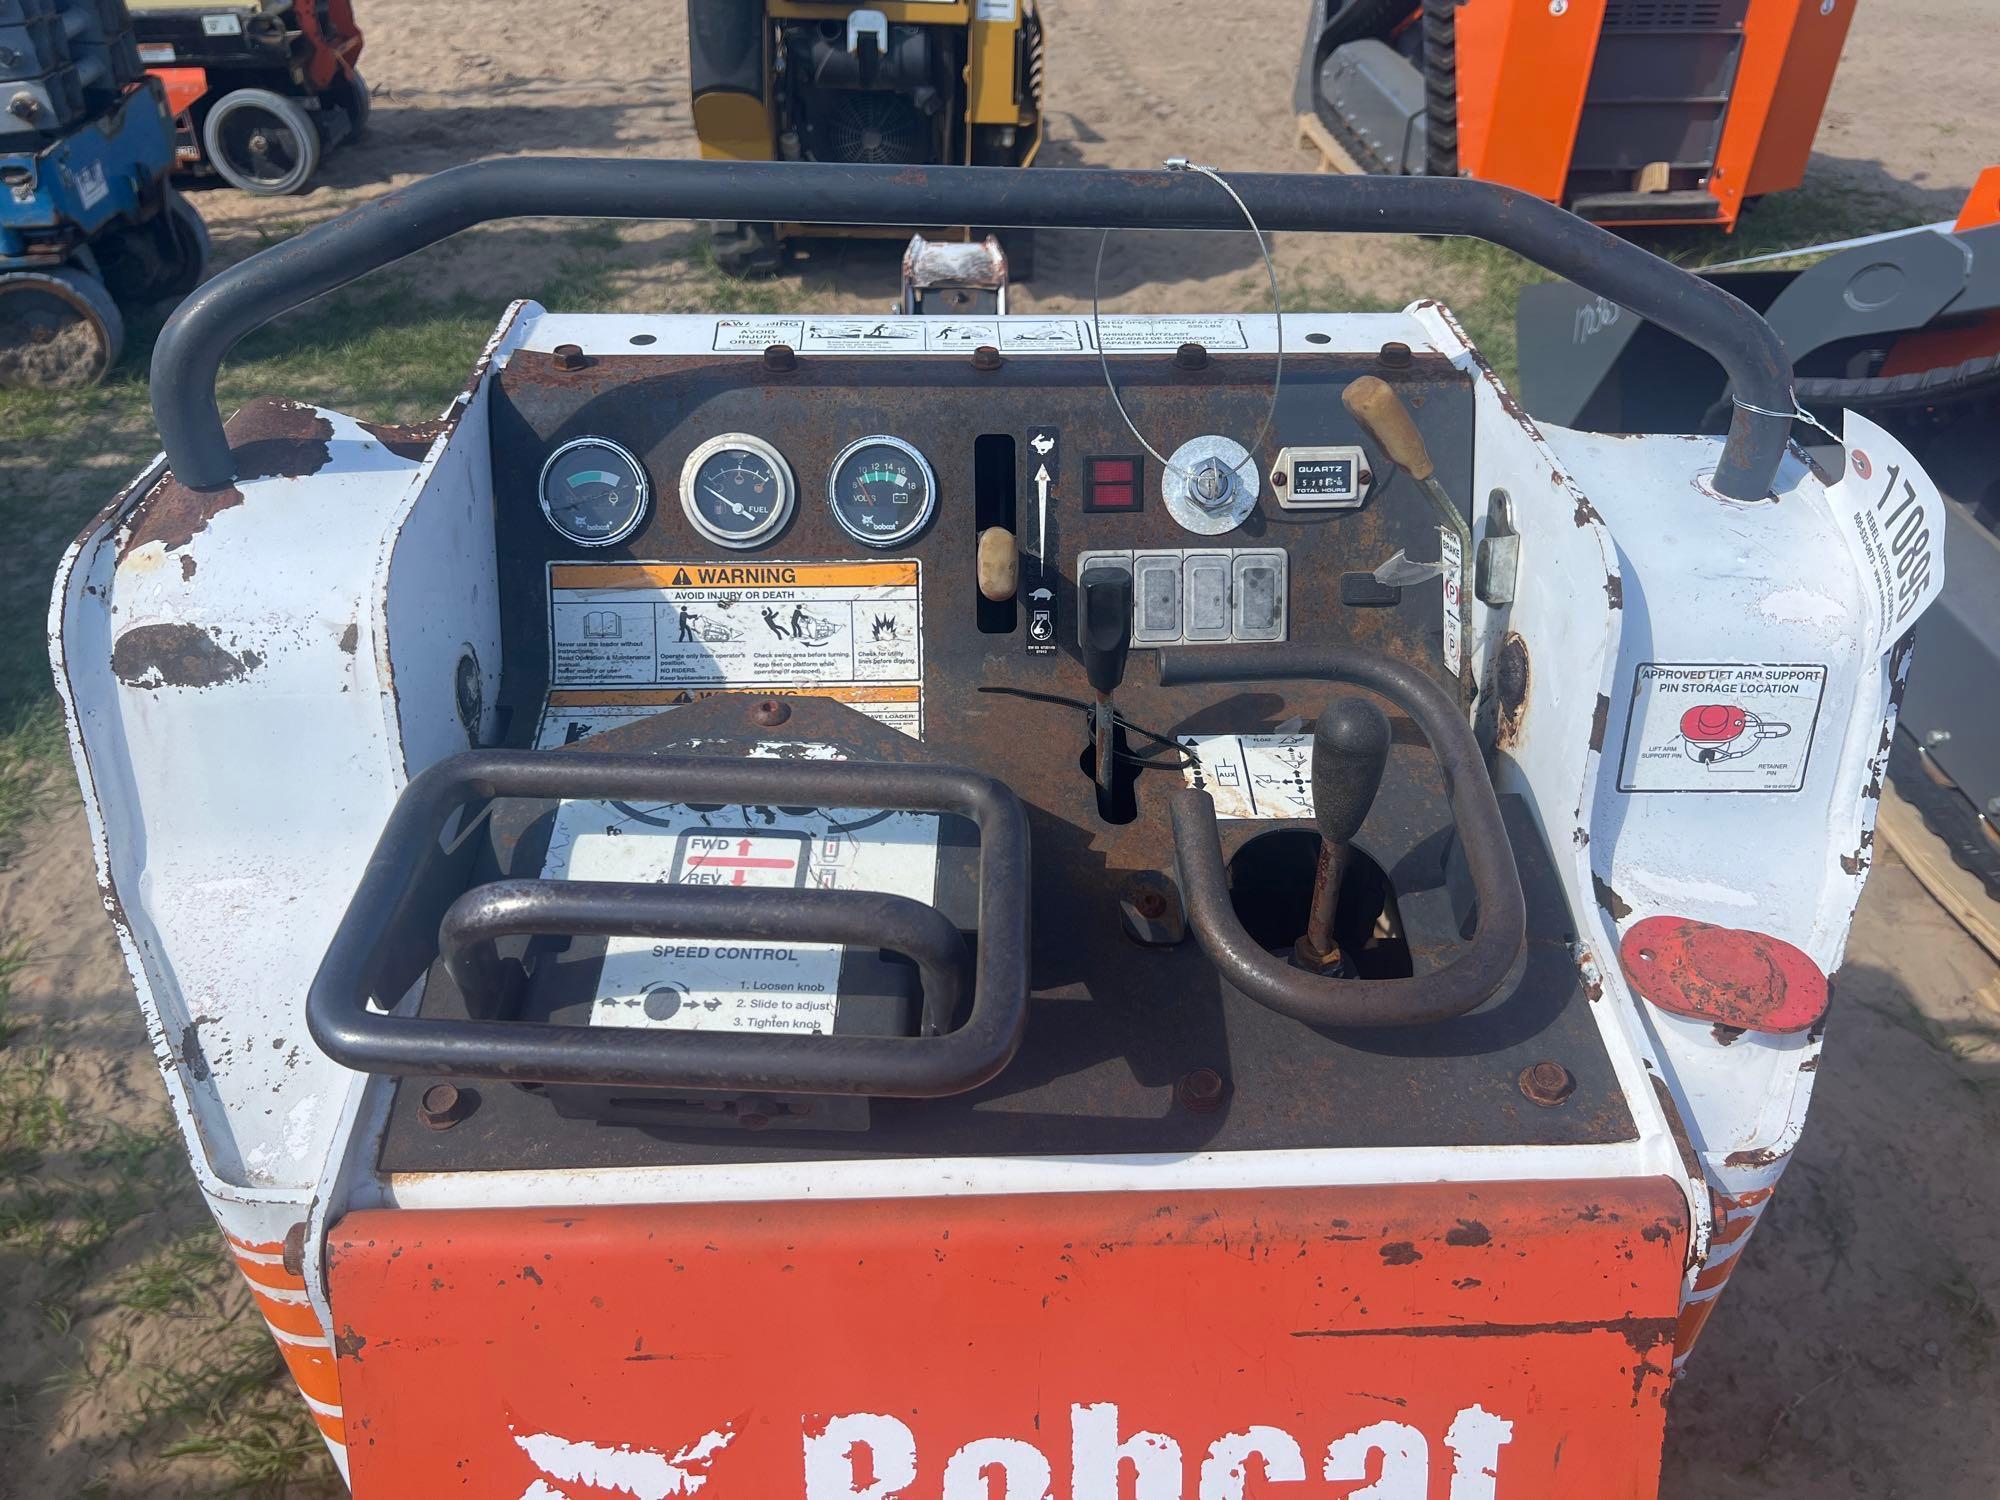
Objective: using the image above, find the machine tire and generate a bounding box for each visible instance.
[0,266,126,389]
[203,88,322,195]
[155,187,212,301]
[709,221,783,278]
[329,68,371,138]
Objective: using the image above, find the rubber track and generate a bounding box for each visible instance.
[1888,729,2000,902]
[1421,0,1458,178]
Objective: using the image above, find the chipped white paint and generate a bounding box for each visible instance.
[512,1424,734,1498]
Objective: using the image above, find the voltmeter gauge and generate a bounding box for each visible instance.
[538,436,650,547]
[827,435,936,548]
[678,433,796,549]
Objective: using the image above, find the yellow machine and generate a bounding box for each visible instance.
[686,1,1045,274]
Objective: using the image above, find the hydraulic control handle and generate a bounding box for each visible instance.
[152,159,1795,498]
[1297,696,1393,974]
[307,750,1032,1097]
[1159,646,1526,1028]
[1080,563,1134,795]
[1311,696,1391,848]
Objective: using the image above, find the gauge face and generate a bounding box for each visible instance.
[678,433,796,549]
[539,437,650,547]
[827,436,937,548]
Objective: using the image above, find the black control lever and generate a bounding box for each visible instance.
[1296,696,1392,975]
[1160,645,1525,1028]
[1080,563,1134,794]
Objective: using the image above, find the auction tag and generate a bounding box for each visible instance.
[1828,411,1947,656]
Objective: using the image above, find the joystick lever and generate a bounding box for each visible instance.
[1295,695,1392,974]
[1080,563,1134,793]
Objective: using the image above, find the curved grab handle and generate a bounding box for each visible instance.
[307,749,1030,1096]
[154,159,1793,499]
[1158,646,1525,1028]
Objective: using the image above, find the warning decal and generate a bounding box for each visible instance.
[541,789,941,1035]
[1177,733,1315,820]
[1616,663,1827,793]
[546,559,923,739]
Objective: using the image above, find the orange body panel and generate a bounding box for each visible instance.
[328,1180,1688,1497]
[1955,165,2000,231]
[1453,0,1606,205]
[1707,0,1856,220]
[153,65,208,119]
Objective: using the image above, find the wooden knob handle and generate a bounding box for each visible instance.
[977,526,1018,603]
[1341,375,1435,482]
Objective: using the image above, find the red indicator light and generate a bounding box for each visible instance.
[1085,455,1143,512]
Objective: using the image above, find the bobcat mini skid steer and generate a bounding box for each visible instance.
[53,158,1943,1496]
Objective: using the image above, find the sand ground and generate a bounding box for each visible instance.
[4,0,1998,1494]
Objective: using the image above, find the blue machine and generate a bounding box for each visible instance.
[2,0,207,386]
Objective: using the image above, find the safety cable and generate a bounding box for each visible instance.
[1090,158,1284,487]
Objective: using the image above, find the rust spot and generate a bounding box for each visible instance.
[1445,1220,1492,1247]
[1573,494,1603,527]
[1579,962,1604,1003]
[1604,573,1623,610]
[1379,1241,1423,1265]
[1293,1314,1676,1359]
[120,399,334,556]
[1588,693,1611,753]
[1711,1023,1744,1046]
[112,624,261,690]
[1648,1074,1705,1183]
[1573,828,1591,847]
[339,622,359,656]
[178,1021,210,1082]
[334,1327,367,1360]
[1592,872,1632,921]
[1839,851,1867,876]
[521,1265,543,1285]
[1724,1146,1783,1169]
[179,554,196,582]
[1494,633,1530,748]
[1799,1055,1819,1072]
[1640,1221,1673,1244]
[359,418,447,462]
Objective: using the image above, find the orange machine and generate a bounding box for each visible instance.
[1296,0,1855,229]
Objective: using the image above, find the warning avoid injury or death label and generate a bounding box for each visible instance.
[1617,663,1827,793]
[541,784,941,1036]
[545,560,923,740]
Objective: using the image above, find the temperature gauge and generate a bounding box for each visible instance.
[827,435,936,548]
[538,437,650,547]
[678,433,796,549]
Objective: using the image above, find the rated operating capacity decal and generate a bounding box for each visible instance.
[540,783,941,1035]
[542,559,923,740]
[1617,663,1828,793]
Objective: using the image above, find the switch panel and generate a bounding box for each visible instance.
[1076,547,1287,646]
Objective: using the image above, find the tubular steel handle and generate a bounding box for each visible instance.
[152,158,1794,498]
[1158,646,1526,1028]
[307,749,1031,1096]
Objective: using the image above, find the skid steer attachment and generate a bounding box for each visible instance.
[52,159,1942,1496]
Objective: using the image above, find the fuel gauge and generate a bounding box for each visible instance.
[679,433,796,549]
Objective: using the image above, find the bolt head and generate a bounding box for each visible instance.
[1190,458,1233,508]
[419,1082,468,1129]
[971,344,1003,371]
[762,342,798,372]
[752,697,792,727]
[1518,1061,1576,1106]
[1174,341,1209,371]
[1178,1068,1227,1113]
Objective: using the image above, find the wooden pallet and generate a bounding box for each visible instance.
[1293,112,1364,176]
[1875,782,2000,966]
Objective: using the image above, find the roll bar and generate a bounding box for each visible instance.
[152,158,1796,498]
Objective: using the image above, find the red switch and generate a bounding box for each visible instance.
[1085,455,1142,512]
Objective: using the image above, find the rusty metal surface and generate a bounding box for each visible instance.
[118,398,334,557]
[109,622,263,689]
[1618,916,1830,1034]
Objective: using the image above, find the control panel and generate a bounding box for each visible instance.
[366,315,1614,1175]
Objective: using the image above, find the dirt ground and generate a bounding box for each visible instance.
[5,0,1999,1494]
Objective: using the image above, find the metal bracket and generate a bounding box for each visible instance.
[1476,488,1520,606]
